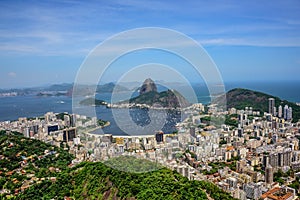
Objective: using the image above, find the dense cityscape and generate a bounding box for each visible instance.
[1,94,300,199]
[1,1,300,199]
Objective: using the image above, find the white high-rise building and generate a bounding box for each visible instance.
[265,165,273,184]
[278,105,282,118]
[269,98,275,115]
[287,107,293,120]
[284,105,289,120]
[273,106,277,117]
[243,183,262,200]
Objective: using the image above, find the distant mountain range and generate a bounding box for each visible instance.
[0,82,130,97]
[215,88,300,122]
[96,82,129,93]
[79,97,107,106]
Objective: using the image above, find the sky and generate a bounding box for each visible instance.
[0,0,300,88]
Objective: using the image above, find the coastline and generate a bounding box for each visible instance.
[81,121,111,137]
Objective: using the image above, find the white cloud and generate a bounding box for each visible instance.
[0,0,300,57]
[8,72,16,78]
[200,37,300,47]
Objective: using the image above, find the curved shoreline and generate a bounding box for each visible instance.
[82,121,111,137]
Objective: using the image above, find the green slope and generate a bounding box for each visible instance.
[96,82,129,93]
[0,131,74,199]
[0,132,236,200]
[128,90,190,108]
[19,159,236,200]
[79,97,107,106]
[223,88,300,122]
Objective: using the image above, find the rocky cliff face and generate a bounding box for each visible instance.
[128,78,190,108]
[139,78,157,95]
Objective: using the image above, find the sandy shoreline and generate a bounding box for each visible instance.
[81,121,111,137]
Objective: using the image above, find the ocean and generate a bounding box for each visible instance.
[0,81,299,135]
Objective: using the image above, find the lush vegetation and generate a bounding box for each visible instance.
[198,180,237,200]
[218,88,300,122]
[19,160,236,200]
[56,112,69,120]
[225,114,239,127]
[104,156,162,173]
[200,114,238,128]
[288,177,300,195]
[96,82,129,93]
[0,132,74,198]
[0,132,236,199]
[98,119,108,127]
[79,97,107,106]
[273,169,291,185]
[201,161,237,175]
[219,139,227,145]
[128,90,190,108]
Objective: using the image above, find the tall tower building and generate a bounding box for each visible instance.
[64,115,70,127]
[278,105,282,118]
[268,98,275,115]
[284,105,289,120]
[190,127,196,137]
[70,114,77,127]
[273,107,277,117]
[236,160,247,173]
[278,149,292,167]
[265,165,273,184]
[63,128,76,142]
[155,131,164,143]
[269,153,278,168]
[288,107,293,120]
[239,111,245,127]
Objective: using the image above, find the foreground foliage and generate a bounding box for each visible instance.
[18,161,236,200]
[0,131,74,198]
[0,132,236,200]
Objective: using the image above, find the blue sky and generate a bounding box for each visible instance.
[0,0,300,88]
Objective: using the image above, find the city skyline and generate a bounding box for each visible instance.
[0,1,300,88]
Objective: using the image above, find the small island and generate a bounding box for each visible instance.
[79,97,108,106]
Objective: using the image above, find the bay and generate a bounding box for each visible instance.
[0,81,299,135]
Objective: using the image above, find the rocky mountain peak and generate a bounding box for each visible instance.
[139,78,157,95]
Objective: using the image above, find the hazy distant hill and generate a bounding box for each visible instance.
[96,82,129,93]
[216,88,300,122]
[0,82,130,97]
[47,83,73,91]
[79,97,107,106]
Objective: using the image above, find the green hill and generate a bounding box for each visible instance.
[79,97,107,106]
[220,88,300,122]
[0,131,74,198]
[120,79,190,108]
[0,131,236,200]
[96,82,129,93]
[19,158,236,200]
[128,90,190,108]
